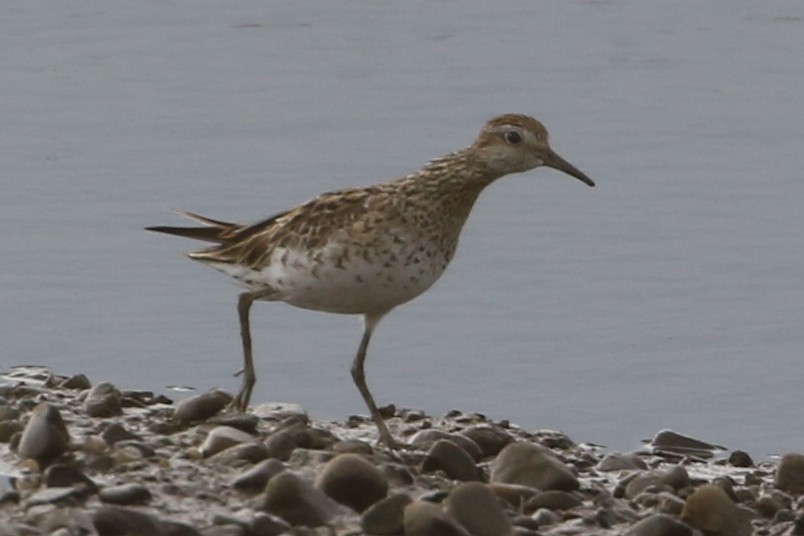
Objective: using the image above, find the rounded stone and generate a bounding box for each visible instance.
[445,482,513,536]
[361,493,412,535]
[597,452,648,471]
[624,473,672,500]
[174,390,230,424]
[101,422,141,446]
[421,439,480,482]
[728,450,754,468]
[332,439,374,456]
[461,425,513,458]
[200,425,257,458]
[60,373,92,390]
[0,420,24,443]
[260,470,341,526]
[316,453,388,512]
[525,490,582,511]
[650,430,718,457]
[490,442,579,492]
[99,483,152,505]
[775,453,804,494]
[93,505,164,535]
[252,402,309,423]
[231,459,286,491]
[403,500,471,536]
[681,484,751,536]
[409,429,483,461]
[249,512,291,536]
[17,402,70,463]
[44,464,98,493]
[85,382,123,417]
[624,513,692,536]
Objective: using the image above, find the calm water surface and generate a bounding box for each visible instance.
[2,1,803,457]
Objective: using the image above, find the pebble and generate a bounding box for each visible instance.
[421,439,481,482]
[460,424,513,457]
[248,512,292,536]
[776,452,804,494]
[101,422,141,446]
[99,483,152,505]
[59,373,91,390]
[490,442,579,491]
[84,382,123,417]
[409,429,483,461]
[174,390,231,424]
[361,493,412,535]
[445,482,514,536]
[0,366,795,535]
[16,402,70,464]
[259,470,342,526]
[262,421,308,461]
[681,483,752,536]
[43,464,97,493]
[93,505,200,536]
[207,442,269,465]
[728,450,754,467]
[624,513,692,536]
[650,429,719,457]
[403,500,471,536]
[525,490,582,511]
[597,452,648,471]
[252,402,309,423]
[0,421,24,443]
[208,413,260,434]
[200,425,257,458]
[231,459,285,491]
[316,453,388,512]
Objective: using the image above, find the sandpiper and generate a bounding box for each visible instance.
[147,114,594,448]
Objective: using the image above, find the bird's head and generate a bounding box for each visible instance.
[473,114,595,187]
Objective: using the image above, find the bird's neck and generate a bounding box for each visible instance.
[392,148,503,239]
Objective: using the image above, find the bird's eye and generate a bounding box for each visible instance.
[505,131,522,144]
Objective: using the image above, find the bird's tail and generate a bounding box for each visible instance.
[146,210,243,243]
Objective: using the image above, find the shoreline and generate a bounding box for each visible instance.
[1,366,802,535]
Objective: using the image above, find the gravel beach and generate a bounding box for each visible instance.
[1,366,802,536]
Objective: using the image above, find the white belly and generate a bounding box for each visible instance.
[204,241,450,315]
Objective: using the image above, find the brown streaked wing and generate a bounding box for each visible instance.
[188,187,380,270]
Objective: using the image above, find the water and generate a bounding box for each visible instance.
[2,1,802,458]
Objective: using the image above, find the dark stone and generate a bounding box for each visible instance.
[445,482,513,536]
[650,430,719,458]
[421,440,480,482]
[490,442,579,492]
[174,390,230,424]
[231,459,285,491]
[776,453,804,494]
[624,513,692,536]
[461,424,513,458]
[361,494,412,535]
[101,423,141,446]
[259,470,341,526]
[60,373,91,390]
[17,402,70,464]
[728,450,754,468]
[99,483,152,505]
[316,453,388,512]
[85,382,124,417]
[44,464,98,494]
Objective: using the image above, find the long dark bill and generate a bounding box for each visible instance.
[545,149,595,187]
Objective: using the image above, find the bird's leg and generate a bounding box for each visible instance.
[229,289,273,412]
[351,314,398,449]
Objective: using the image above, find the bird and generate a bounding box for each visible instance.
[147,113,594,448]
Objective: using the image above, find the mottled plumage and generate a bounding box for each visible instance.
[147,113,594,448]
